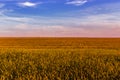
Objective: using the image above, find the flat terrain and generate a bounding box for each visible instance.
[0,37,120,49]
[0,38,120,80]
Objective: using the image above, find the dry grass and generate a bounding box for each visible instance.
[0,38,120,80]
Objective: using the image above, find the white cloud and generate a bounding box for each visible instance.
[18,2,41,7]
[66,0,87,6]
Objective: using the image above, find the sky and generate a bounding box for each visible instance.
[0,0,120,37]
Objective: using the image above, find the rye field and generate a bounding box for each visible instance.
[0,38,120,80]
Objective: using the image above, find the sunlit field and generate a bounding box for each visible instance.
[0,38,120,80]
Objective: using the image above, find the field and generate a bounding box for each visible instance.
[0,38,120,80]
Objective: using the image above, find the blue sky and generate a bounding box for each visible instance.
[0,0,120,37]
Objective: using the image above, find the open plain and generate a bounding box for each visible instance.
[0,38,120,80]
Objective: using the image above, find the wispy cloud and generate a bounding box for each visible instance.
[66,0,88,6]
[18,1,41,7]
[0,3,5,8]
[0,9,13,15]
[0,1,120,37]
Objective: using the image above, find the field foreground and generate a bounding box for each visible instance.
[0,38,120,80]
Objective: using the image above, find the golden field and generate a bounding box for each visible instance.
[0,38,120,80]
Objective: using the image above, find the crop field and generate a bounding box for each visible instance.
[0,38,120,80]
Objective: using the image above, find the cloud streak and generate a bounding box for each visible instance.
[18,1,41,7]
[0,3,5,8]
[66,0,88,6]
